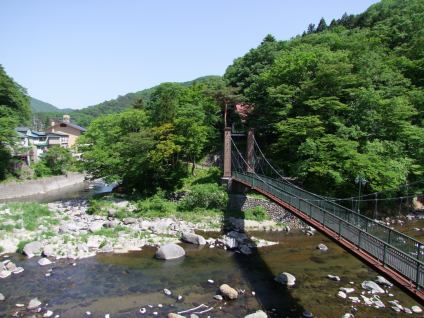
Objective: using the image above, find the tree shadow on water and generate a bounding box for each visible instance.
[223,185,306,318]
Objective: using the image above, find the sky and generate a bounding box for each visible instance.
[0,0,380,109]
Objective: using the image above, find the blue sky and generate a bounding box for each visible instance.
[0,0,379,109]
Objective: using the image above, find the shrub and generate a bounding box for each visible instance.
[178,183,228,211]
[136,191,176,218]
[33,161,52,177]
[244,206,269,221]
[40,146,74,175]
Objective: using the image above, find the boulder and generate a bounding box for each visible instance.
[107,208,117,218]
[240,245,253,255]
[214,295,223,300]
[104,220,119,228]
[337,291,347,299]
[327,274,340,282]
[361,280,385,294]
[0,270,11,279]
[219,284,238,300]
[123,217,137,225]
[0,293,5,301]
[38,258,52,266]
[27,298,42,310]
[317,244,328,252]
[275,272,296,287]
[244,310,268,318]
[5,261,16,271]
[43,245,54,257]
[375,275,393,287]
[155,243,185,260]
[412,306,422,313]
[23,241,43,257]
[181,232,206,245]
[89,221,104,233]
[339,287,354,294]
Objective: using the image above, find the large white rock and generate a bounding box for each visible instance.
[38,258,52,266]
[181,232,206,245]
[23,241,43,257]
[244,310,268,318]
[219,284,238,300]
[43,245,54,257]
[317,243,328,252]
[337,291,347,299]
[155,243,185,260]
[0,270,11,279]
[361,280,385,294]
[27,298,41,310]
[375,275,393,287]
[275,272,296,287]
[412,306,422,313]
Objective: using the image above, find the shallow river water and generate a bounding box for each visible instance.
[1,229,422,318]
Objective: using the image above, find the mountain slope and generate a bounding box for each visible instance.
[60,75,221,127]
[30,97,61,113]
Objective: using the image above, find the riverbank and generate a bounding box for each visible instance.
[0,172,86,201]
[0,198,302,258]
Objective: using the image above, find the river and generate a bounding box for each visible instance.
[0,187,423,317]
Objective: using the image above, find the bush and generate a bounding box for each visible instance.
[40,146,74,175]
[244,206,269,221]
[178,183,228,211]
[33,161,52,177]
[136,190,176,218]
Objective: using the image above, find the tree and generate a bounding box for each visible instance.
[39,146,74,175]
[316,18,328,32]
[132,97,145,110]
[0,65,31,180]
[307,23,316,34]
[149,83,182,125]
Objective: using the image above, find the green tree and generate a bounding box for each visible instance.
[39,146,74,175]
[0,65,31,180]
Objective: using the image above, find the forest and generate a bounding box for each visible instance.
[1,0,423,203]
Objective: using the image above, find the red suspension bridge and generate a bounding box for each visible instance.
[223,127,424,301]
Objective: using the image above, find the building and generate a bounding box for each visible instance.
[46,114,86,148]
[15,127,70,164]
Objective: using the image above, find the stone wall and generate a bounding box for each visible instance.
[227,194,296,223]
[0,173,86,200]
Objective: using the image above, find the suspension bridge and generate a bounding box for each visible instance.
[222,127,424,301]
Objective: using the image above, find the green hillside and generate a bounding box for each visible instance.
[30,97,61,113]
[224,0,424,197]
[34,75,221,128]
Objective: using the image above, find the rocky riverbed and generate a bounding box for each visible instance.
[0,198,302,260]
[1,199,423,317]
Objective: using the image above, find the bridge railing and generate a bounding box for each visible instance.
[233,171,424,289]
[252,173,423,261]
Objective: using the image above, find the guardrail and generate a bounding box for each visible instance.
[233,171,424,290]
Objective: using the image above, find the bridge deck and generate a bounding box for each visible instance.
[232,171,424,302]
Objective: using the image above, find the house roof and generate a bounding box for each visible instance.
[47,132,69,137]
[15,127,31,133]
[56,121,86,132]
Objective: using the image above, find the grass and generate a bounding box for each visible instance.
[6,202,53,231]
[16,239,32,254]
[244,206,270,221]
[93,226,128,238]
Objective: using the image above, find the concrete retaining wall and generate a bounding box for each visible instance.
[0,173,86,200]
